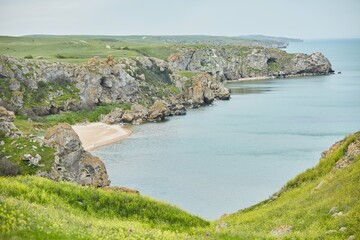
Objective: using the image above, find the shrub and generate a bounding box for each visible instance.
[0,157,21,176]
[24,55,33,59]
[55,54,66,59]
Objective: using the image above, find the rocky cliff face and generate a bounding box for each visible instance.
[43,124,110,187]
[0,45,333,119]
[0,106,109,186]
[168,46,333,81]
[0,54,230,117]
[0,106,22,138]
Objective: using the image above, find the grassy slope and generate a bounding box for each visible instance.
[0,35,295,64]
[0,176,209,239]
[0,132,359,239]
[213,132,360,239]
[0,36,173,63]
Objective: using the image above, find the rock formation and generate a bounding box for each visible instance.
[0,106,109,187]
[0,106,22,138]
[43,124,110,187]
[0,45,333,120]
[168,46,333,81]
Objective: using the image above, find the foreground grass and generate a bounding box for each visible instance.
[1,128,359,239]
[213,132,360,239]
[0,176,209,239]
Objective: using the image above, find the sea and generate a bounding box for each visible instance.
[92,39,360,220]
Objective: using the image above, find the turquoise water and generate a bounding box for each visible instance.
[92,39,360,220]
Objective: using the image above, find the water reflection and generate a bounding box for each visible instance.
[226,81,276,95]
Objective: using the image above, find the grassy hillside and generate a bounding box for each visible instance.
[0,35,299,64]
[0,132,359,239]
[0,176,209,239]
[213,132,360,239]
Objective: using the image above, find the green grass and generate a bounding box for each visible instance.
[0,35,299,64]
[12,103,131,135]
[43,103,130,125]
[0,36,143,64]
[212,132,360,239]
[0,176,209,239]
[1,132,359,239]
[0,135,55,175]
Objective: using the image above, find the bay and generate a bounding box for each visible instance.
[93,39,360,220]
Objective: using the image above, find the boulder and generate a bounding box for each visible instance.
[0,106,22,138]
[148,100,170,121]
[121,111,135,123]
[170,103,186,116]
[44,124,110,187]
[204,87,215,104]
[131,103,149,121]
[101,108,124,125]
[22,153,42,166]
[0,106,15,122]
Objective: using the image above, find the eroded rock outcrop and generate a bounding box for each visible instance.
[43,124,110,187]
[0,55,188,115]
[1,45,332,122]
[168,46,333,81]
[175,72,230,107]
[0,106,22,138]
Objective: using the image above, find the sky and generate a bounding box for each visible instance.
[0,0,359,39]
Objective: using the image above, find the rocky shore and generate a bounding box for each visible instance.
[0,44,333,122]
[0,45,335,188]
[168,46,333,81]
[0,106,110,187]
[0,54,230,118]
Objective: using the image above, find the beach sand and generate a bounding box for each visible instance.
[72,122,131,151]
[226,76,275,83]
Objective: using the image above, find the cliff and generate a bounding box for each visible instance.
[168,46,333,81]
[0,45,333,121]
[0,106,109,187]
[0,54,229,118]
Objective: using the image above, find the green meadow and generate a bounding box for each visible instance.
[1,129,359,239]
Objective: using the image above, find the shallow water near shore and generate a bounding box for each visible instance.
[92,39,360,220]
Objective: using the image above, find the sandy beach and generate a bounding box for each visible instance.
[226,76,275,83]
[72,122,132,151]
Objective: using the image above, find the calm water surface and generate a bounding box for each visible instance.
[93,39,360,220]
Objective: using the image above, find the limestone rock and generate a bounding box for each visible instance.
[339,227,347,232]
[44,124,110,187]
[101,108,124,125]
[168,46,333,81]
[22,153,41,166]
[0,106,15,122]
[0,106,22,138]
[148,100,170,121]
[121,111,135,123]
[131,103,149,122]
[9,78,21,91]
[329,207,338,214]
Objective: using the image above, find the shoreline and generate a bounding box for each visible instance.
[72,122,132,151]
[226,76,275,83]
